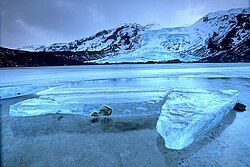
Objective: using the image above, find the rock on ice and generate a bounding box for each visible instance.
[156,89,238,150]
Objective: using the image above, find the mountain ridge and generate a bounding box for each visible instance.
[0,7,249,67]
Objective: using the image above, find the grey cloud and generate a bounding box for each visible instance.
[0,0,249,48]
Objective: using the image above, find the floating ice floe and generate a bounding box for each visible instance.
[10,86,169,116]
[156,89,238,150]
[0,85,46,99]
[9,98,73,116]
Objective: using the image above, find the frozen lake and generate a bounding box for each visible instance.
[1,63,250,116]
[1,63,250,87]
[1,63,250,166]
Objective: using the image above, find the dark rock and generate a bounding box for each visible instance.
[57,115,63,121]
[90,111,99,117]
[233,102,247,111]
[146,61,157,64]
[99,105,113,116]
[166,59,182,63]
[91,117,99,123]
[203,16,209,22]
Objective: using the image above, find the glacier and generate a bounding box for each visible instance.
[156,89,239,150]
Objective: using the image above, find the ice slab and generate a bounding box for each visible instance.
[10,86,169,116]
[36,86,168,103]
[156,89,238,150]
[9,98,72,116]
[0,85,46,99]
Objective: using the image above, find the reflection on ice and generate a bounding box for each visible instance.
[156,89,238,150]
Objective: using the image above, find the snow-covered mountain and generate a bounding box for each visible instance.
[91,8,249,63]
[1,7,249,67]
[18,8,249,63]
[19,23,146,53]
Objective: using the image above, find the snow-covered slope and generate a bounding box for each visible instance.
[15,7,250,64]
[19,23,145,53]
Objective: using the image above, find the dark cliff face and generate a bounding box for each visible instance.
[199,37,250,63]
[0,47,104,67]
[198,12,250,62]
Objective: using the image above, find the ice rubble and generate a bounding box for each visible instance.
[156,89,238,150]
[8,85,239,149]
[10,86,168,116]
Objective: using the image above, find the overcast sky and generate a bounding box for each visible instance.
[0,0,249,48]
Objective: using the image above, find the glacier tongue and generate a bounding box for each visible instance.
[156,89,238,150]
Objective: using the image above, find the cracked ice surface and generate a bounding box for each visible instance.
[10,86,169,116]
[156,89,238,150]
[0,85,47,99]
